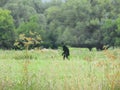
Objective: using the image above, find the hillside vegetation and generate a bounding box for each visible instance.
[0,0,120,49]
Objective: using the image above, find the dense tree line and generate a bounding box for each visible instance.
[0,0,120,50]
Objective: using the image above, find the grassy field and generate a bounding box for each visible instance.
[0,48,120,90]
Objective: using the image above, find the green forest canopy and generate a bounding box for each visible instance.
[0,0,120,50]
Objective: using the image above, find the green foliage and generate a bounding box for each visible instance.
[15,15,45,50]
[115,15,120,46]
[4,0,42,27]
[17,15,39,34]
[100,19,116,46]
[1,0,120,48]
[0,8,15,49]
[0,0,9,7]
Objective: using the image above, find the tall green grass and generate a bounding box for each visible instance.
[0,48,120,90]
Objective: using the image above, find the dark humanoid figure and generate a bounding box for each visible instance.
[62,45,70,60]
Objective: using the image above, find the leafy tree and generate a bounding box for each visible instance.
[1,0,120,49]
[17,15,40,35]
[44,5,63,48]
[100,19,116,47]
[0,8,15,49]
[115,15,120,46]
[4,2,37,27]
[0,0,10,7]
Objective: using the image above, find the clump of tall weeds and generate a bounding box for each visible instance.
[103,48,120,90]
[14,31,42,60]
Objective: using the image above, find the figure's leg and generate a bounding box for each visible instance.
[63,54,65,60]
[66,55,70,60]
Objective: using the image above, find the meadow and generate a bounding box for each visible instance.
[0,48,120,90]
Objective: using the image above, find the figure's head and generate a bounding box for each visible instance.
[61,42,66,46]
[61,42,64,46]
